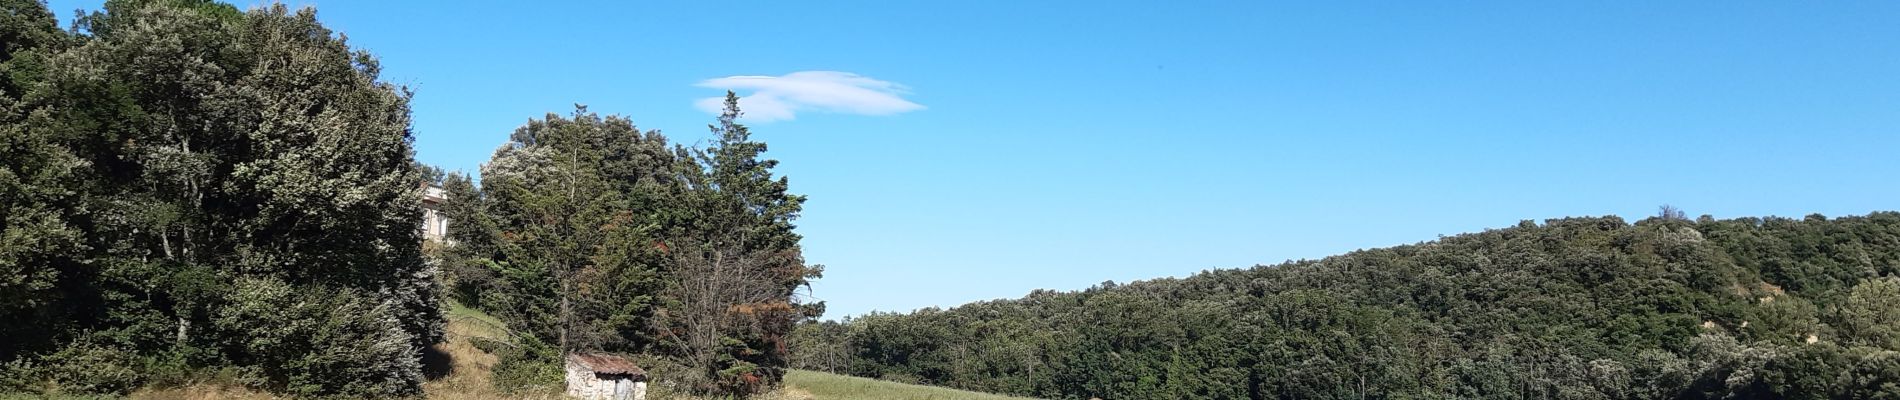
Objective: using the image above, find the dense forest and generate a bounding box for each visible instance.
[791,212,1900,399]
[0,0,817,397]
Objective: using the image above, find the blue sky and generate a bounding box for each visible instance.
[51,1,1900,319]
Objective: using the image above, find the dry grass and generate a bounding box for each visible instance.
[419,303,563,400]
[127,385,280,400]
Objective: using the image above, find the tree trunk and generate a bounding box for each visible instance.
[560,278,570,353]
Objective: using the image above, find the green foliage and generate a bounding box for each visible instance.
[796,212,1900,399]
[490,335,564,394]
[443,93,821,397]
[1840,277,1900,350]
[448,105,675,353]
[215,278,423,398]
[0,0,82,366]
[0,0,439,396]
[0,2,825,397]
[652,92,822,395]
[15,341,143,395]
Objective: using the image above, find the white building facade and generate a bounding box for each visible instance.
[421,185,450,243]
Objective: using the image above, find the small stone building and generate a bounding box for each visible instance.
[565,353,648,400]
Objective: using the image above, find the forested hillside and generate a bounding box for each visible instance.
[792,212,1900,399]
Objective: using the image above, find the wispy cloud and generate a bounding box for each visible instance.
[695,71,924,122]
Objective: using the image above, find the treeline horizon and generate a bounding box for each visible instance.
[0,0,818,398]
[790,211,1900,399]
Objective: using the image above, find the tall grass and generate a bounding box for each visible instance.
[782,370,1041,400]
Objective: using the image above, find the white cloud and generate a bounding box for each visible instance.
[695,71,924,122]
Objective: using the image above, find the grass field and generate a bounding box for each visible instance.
[781,370,1041,400]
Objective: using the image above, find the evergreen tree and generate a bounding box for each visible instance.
[459,106,675,356]
[655,91,823,395]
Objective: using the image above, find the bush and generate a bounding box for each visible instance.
[216,278,424,398]
[491,335,563,393]
[468,336,506,354]
[0,340,143,395]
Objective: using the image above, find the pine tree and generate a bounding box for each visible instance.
[469,106,674,354]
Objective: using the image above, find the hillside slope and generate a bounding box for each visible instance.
[792,212,1900,399]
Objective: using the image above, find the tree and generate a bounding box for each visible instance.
[461,106,675,357]
[1,1,440,395]
[655,91,823,395]
[1660,204,1688,221]
[1840,277,1900,350]
[0,0,79,361]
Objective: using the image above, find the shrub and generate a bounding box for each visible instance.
[491,335,563,393]
[0,340,144,395]
[216,278,424,398]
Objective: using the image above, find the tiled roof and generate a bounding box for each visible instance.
[567,353,648,379]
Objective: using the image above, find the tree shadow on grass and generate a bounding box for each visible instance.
[422,344,454,380]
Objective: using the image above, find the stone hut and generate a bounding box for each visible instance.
[565,353,648,400]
